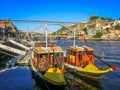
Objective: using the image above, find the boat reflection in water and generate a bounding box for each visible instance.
[31,70,67,90]
[65,70,102,90]
[31,67,102,90]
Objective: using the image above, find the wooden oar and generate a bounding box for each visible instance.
[83,37,116,71]
[94,55,116,71]
[53,50,61,69]
[52,49,71,89]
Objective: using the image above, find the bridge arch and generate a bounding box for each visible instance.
[46,23,77,46]
[10,20,82,46]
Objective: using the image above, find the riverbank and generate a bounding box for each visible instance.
[67,38,120,41]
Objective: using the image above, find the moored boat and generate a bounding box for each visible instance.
[30,41,67,89]
[64,45,115,80]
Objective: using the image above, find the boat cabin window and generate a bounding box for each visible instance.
[39,54,47,58]
[34,53,38,57]
[72,51,76,55]
[85,51,94,55]
[66,49,70,55]
[53,53,63,57]
[90,51,94,54]
[59,53,63,56]
[78,51,82,62]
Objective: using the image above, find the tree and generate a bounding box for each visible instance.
[107,18,114,22]
[95,31,103,38]
[83,28,88,35]
[100,17,114,21]
[115,24,120,30]
[106,28,109,31]
[12,32,17,37]
[90,15,99,20]
[100,17,106,20]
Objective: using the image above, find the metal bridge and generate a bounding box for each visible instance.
[3,19,83,33]
[0,19,93,65]
[9,20,83,46]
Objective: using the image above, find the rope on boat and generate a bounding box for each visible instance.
[94,55,116,71]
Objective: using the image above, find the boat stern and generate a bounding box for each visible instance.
[82,64,114,77]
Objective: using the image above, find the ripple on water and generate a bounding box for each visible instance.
[0,67,34,90]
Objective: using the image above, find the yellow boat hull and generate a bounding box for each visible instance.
[64,63,113,79]
[43,68,67,86]
[82,64,113,75]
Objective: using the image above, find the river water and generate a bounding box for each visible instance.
[0,40,120,90]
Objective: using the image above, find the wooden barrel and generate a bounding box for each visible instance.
[33,58,38,66]
[70,55,75,64]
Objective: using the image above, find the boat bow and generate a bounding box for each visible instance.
[82,64,113,75]
[43,67,67,86]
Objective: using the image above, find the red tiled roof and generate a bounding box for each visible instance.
[0,23,5,29]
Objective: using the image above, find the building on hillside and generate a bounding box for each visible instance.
[115,30,120,35]
[108,30,116,39]
[0,23,6,39]
[61,30,68,35]
[0,19,17,39]
[113,20,120,26]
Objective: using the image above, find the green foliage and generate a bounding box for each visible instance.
[95,31,103,38]
[56,26,68,35]
[90,15,99,20]
[115,24,120,30]
[7,32,16,37]
[83,28,88,35]
[51,32,57,35]
[24,43,31,47]
[107,18,114,22]
[100,17,114,21]
[58,27,67,31]
[100,17,106,20]
[106,28,109,31]
[12,32,16,37]
[71,24,77,28]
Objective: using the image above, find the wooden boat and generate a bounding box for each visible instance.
[30,41,67,88]
[64,45,114,80]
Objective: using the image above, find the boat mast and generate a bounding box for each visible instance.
[45,24,48,48]
[73,28,76,46]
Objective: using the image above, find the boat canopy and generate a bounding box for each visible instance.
[34,46,64,54]
[66,45,94,67]
[67,46,94,51]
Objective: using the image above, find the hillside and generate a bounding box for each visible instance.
[0,19,17,38]
[53,16,120,40]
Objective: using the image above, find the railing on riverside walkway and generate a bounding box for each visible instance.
[8,39,30,50]
[0,44,26,55]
